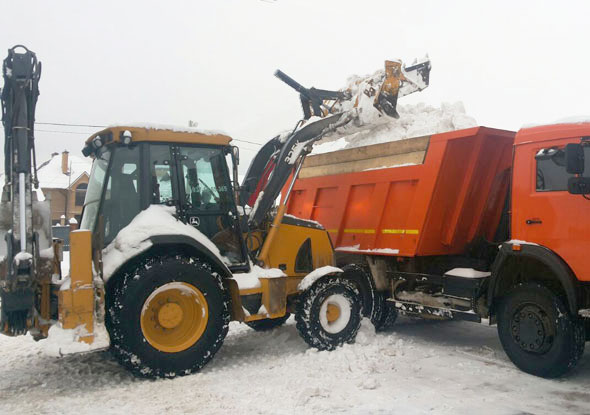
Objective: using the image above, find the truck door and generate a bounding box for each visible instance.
[174,145,246,265]
[512,142,590,281]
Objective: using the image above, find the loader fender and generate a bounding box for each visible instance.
[297,266,343,292]
[488,242,579,315]
[149,235,233,280]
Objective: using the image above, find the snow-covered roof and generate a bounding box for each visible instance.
[37,152,92,190]
[107,122,229,136]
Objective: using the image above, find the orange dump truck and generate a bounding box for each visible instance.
[287,124,590,378]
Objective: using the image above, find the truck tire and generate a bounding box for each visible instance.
[106,254,230,378]
[295,277,362,351]
[372,294,398,332]
[246,314,290,331]
[497,283,585,378]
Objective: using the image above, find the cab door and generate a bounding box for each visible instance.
[512,139,590,281]
[174,145,246,266]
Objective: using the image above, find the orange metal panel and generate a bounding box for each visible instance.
[287,127,516,258]
[512,123,590,281]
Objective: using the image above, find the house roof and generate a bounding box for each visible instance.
[37,152,92,190]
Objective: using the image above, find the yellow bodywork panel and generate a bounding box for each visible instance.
[265,223,334,279]
[86,126,232,147]
[231,222,335,323]
[58,230,95,344]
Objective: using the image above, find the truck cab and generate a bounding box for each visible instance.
[511,123,590,284]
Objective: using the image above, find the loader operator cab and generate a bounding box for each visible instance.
[80,126,248,267]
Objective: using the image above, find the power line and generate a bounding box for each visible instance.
[36,122,105,128]
[34,121,265,147]
[36,129,92,135]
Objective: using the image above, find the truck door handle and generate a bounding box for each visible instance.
[526,219,542,225]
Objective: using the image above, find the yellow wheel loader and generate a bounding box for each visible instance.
[0,45,430,377]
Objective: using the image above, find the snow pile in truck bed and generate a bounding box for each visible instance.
[313,101,477,155]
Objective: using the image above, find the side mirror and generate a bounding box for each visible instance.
[232,146,240,166]
[565,143,584,174]
[231,146,240,206]
[568,177,590,195]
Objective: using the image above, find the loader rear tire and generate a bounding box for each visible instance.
[106,254,230,378]
[246,313,290,331]
[296,277,362,351]
[497,283,585,378]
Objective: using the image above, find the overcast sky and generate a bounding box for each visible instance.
[2,0,590,173]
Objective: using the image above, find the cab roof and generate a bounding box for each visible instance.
[85,124,233,148]
[516,121,590,146]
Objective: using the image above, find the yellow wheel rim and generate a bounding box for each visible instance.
[140,282,209,353]
[326,303,341,323]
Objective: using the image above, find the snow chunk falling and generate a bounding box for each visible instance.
[232,265,286,290]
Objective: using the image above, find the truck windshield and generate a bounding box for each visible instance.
[80,148,111,231]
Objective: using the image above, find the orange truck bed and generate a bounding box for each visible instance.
[286,127,516,257]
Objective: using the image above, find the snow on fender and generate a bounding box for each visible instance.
[298,266,343,291]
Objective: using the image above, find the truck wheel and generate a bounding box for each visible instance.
[106,254,230,378]
[372,294,398,332]
[497,283,585,378]
[246,313,290,331]
[295,277,362,351]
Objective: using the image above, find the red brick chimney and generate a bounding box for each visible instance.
[61,150,69,175]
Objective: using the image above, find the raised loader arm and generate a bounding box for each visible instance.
[241,57,431,229]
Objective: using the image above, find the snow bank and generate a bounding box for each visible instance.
[232,265,286,290]
[2,317,588,414]
[43,322,110,357]
[102,205,229,281]
[335,246,400,255]
[445,268,491,279]
[313,101,477,155]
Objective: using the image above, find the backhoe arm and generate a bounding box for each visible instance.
[0,46,53,337]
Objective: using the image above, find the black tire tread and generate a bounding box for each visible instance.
[106,254,230,378]
[497,282,585,378]
[295,277,362,351]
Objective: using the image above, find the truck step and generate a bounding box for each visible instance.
[390,300,481,323]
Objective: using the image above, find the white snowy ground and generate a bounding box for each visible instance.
[1,317,590,415]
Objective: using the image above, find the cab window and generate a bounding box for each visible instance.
[102,146,141,244]
[536,146,590,192]
[179,147,232,211]
[149,144,174,204]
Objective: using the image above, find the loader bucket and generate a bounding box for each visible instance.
[373,58,431,118]
[0,198,54,336]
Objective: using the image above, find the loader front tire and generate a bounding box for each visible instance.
[497,283,585,378]
[296,277,362,351]
[106,254,230,378]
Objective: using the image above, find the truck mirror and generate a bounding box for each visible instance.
[565,143,584,174]
[568,176,590,195]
